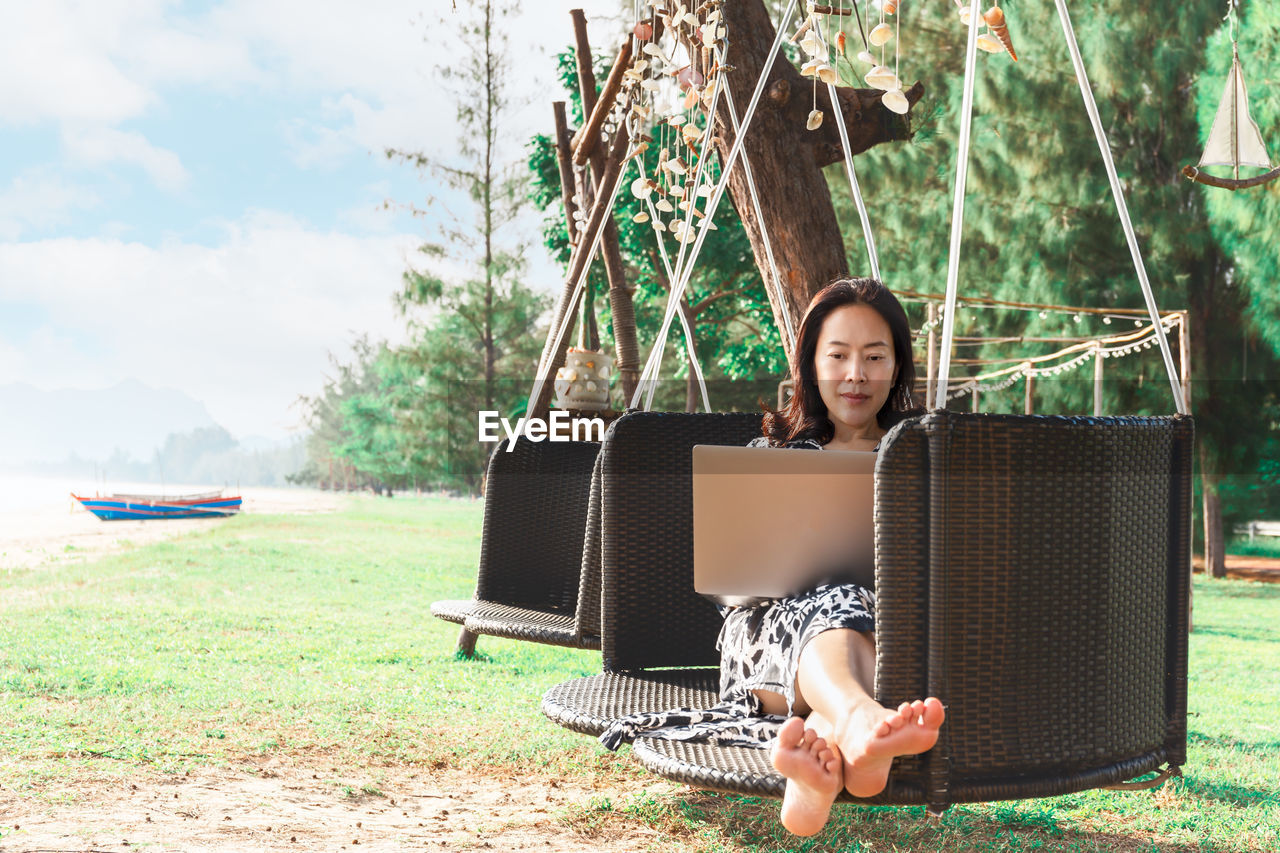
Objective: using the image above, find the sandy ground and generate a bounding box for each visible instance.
[0,487,343,571]
[0,765,682,852]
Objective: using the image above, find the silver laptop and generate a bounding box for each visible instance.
[692,444,876,607]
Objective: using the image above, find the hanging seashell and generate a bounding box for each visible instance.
[882,88,909,114]
[800,58,823,78]
[682,87,699,110]
[624,68,644,81]
[835,31,846,54]
[633,21,653,40]
[869,22,893,46]
[701,24,725,46]
[642,43,665,58]
[857,49,876,65]
[668,113,686,126]
[681,123,702,147]
[976,33,1004,53]
[631,103,651,120]
[683,12,699,28]
[652,218,667,232]
[958,5,972,25]
[816,63,837,84]
[699,217,718,230]
[640,78,660,91]
[883,0,899,13]
[676,66,704,90]
[696,183,712,197]
[800,31,827,59]
[656,197,675,213]
[627,140,650,159]
[806,109,824,130]
[983,5,1019,60]
[633,211,650,224]
[631,177,653,200]
[864,65,900,90]
[669,156,689,175]
[633,59,649,73]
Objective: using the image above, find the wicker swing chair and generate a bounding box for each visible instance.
[430,436,603,651]
[538,0,1195,818]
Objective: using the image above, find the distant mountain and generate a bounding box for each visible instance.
[0,380,220,467]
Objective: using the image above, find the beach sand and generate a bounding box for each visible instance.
[0,486,343,571]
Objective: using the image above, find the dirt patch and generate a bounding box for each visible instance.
[0,764,684,852]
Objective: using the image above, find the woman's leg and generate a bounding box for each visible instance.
[794,629,944,798]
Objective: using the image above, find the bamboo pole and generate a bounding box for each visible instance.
[572,37,633,165]
[571,8,640,403]
[553,102,580,246]
[1024,370,1034,414]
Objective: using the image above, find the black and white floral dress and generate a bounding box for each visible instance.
[599,435,877,751]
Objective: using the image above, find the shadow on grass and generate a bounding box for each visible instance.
[1193,581,1280,601]
[655,793,1215,853]
[1179,775,1280,808]
[1190,626,1280,643]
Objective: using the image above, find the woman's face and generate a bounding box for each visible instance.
[813,303,898,438]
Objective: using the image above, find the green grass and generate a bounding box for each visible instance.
[1225,536,1280,559]
[2,496,1278,851]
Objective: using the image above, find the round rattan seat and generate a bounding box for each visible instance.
[430,599,473,625]
[464,602,599,649]
[542,671,718,736]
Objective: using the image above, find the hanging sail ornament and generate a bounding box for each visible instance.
[1182,1,1279,190]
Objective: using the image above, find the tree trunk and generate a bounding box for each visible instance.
[705,0,924,361]
[1200,448,1226,579]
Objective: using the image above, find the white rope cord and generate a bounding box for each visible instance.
[716,49,796,353]
[825,80,881,281]
[632,0,800,410]
[932,0,983,411]
[1052,0,1189,415]
[525,144,634,418]
[634,155,713,412]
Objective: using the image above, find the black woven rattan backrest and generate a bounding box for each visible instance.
[875,412,1192,798]
[601,411,764,672]
[475,436,600,612]
[575,450,605,640]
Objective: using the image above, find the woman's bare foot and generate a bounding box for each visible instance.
[771,716,843,836]
[835,697,945,798]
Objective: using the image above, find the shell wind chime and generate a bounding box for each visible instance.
[953,0,1019,61]
[797,0,911,120]
[621,0,730,242]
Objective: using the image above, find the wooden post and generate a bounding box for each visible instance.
[571,9,640,403]
[1024,370,1034,415]
[971,388,980,413]
[552,102,580,247]
[1093,345,1104,416]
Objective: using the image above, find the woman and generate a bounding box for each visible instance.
[600,278,945,837]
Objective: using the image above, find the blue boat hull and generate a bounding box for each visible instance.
[74,495,242,521]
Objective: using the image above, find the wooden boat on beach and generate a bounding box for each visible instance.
[72,491,242,521]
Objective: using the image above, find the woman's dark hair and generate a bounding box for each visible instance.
[762,277,919,446]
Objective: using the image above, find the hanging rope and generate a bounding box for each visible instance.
[1052,0,1188,415]
[635,156,713,412]
[632,0,801,410]
[932,0,983,410]
[716,52,796,353]
[825,80,881,281]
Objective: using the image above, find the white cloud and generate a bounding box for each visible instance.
[0,168,102,241]
[0,211,419,438]
[63,126,190,191]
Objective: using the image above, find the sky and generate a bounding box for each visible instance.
[0,0,625,442]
